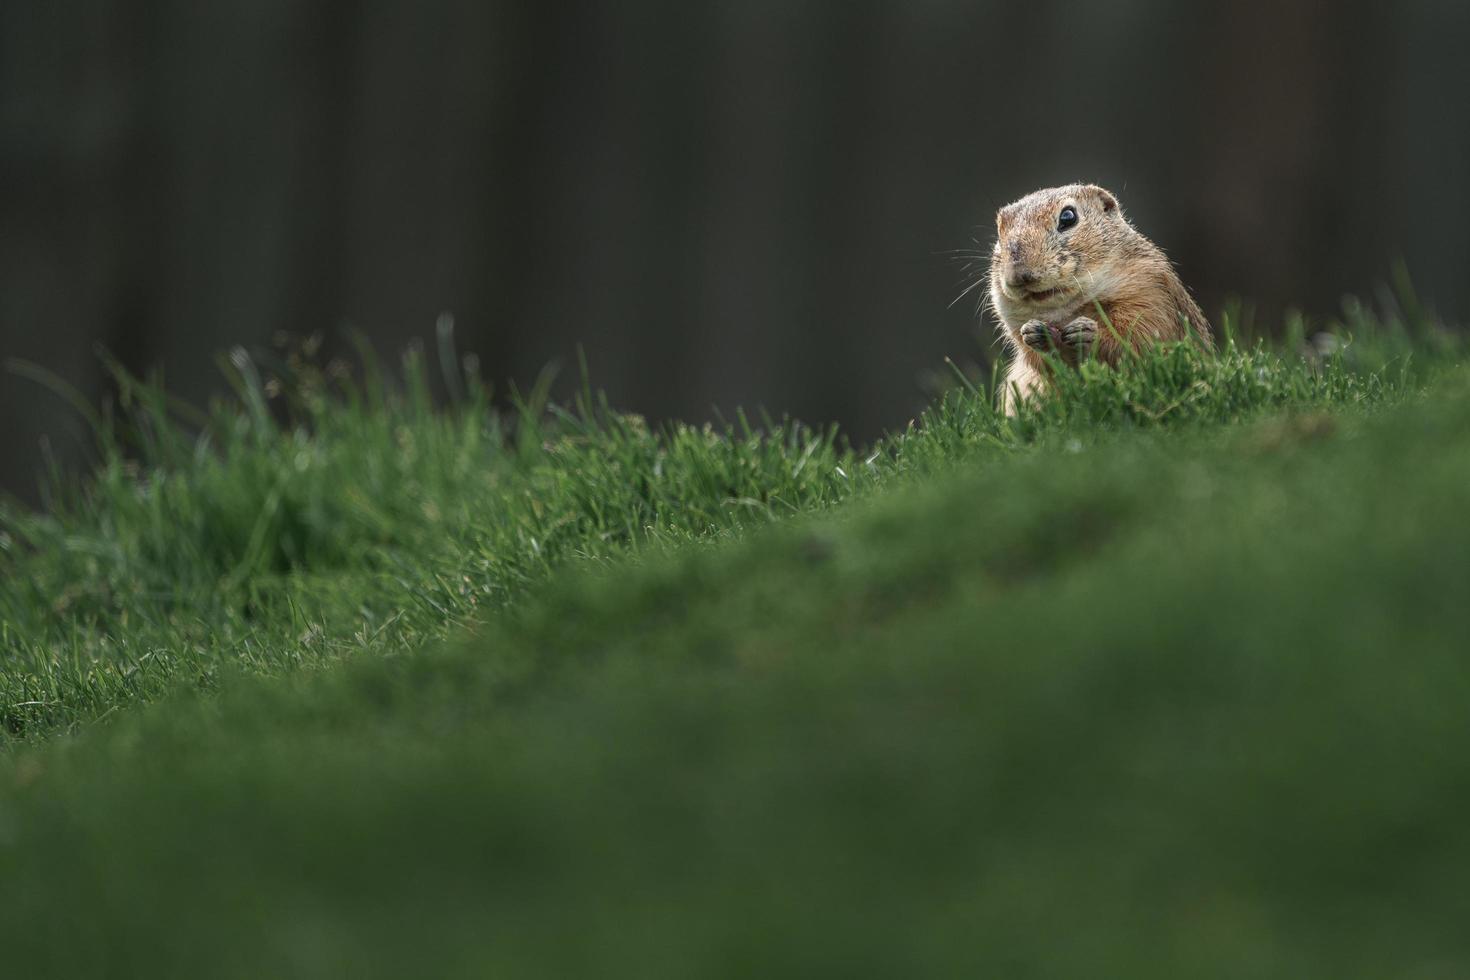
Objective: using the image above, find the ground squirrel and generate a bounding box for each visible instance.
[986,183,1210,414]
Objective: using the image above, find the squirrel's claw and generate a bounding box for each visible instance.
[1061,316,1098,352]
[1020,319,1052,351]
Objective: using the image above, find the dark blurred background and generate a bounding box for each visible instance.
[3,0,1468,501]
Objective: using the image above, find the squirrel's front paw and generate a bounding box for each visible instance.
[1020,319,1052,351]
[1060,316,1098,354]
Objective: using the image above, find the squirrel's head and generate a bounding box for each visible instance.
[988,183,1128,319]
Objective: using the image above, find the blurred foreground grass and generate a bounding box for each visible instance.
[1,299,1468,976]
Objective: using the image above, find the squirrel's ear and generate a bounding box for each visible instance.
[1089,186,1120,214]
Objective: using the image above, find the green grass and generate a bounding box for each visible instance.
[1,298,1467,976]
[0,319,1430,739]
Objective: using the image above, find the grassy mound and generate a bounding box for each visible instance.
[0,303,1467,975]
[0,318,1431,737]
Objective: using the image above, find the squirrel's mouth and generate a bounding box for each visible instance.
[1024,286,1063,302]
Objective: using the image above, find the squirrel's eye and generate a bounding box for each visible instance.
[1057,207,1078,231]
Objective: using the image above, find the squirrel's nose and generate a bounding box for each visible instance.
[1005,268,1037,290]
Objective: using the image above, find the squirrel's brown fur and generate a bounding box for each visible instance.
[988,184,1210,414]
